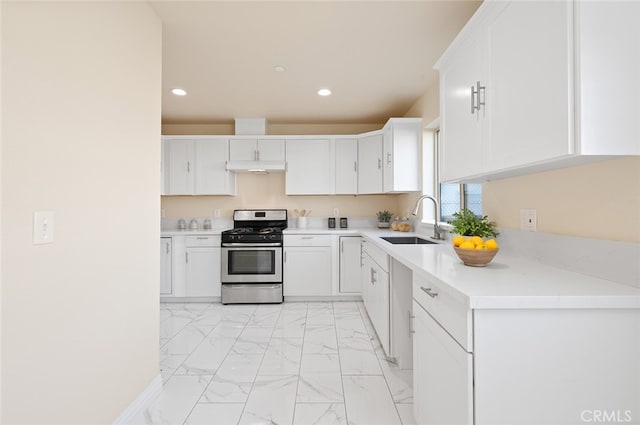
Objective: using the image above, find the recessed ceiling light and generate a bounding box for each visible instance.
[274,66,285,72]
[171,88,187,96]
[317,88,332,96]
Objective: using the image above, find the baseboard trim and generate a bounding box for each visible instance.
[112,374,162,425]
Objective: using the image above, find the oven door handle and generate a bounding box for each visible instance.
[222,243,282,247]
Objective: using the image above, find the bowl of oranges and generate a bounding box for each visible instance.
[449,209,500,267]
[452,235,499,267]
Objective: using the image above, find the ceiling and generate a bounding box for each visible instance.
[150,1,481,125]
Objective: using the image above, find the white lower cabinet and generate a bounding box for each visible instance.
[185,247,221,297]
[339,236,362,294]
[412,272,640,425]
[160,237,172,295]
[413,299,473,425]
[361,240,390,355]
[162,235,221,299]
[284,235,332,298]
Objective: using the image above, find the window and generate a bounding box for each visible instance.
[423,128,482,223]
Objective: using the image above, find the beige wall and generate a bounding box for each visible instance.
[2,3,161,424]
[162,173,400,219]
[484,157,640,243]
[162,122,401,220]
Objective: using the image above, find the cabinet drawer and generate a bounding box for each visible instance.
[413,272,472,351]
[284,234,332,247]
[186,235,221,247]
[361,240,389,272]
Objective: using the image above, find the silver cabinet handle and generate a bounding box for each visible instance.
[420,286,438,298]
[471,84,476,114]
[354,161,357,172]
[254,149,258,161]
[477,81,486,112]
[409,310,415,335]
[472,81,486,115]
[377,158,382,169]
[371,268,377,284]
[166,242,170,254]
[284,251,287,262]
[185,252,189,263]
[187,161,191,173]
[196,237,209,240]
[387,152,392,164]
[301,236,313,240]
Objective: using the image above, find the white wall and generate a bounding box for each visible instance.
[2,3,161,423]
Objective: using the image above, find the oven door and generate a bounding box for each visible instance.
[221,244,282,283]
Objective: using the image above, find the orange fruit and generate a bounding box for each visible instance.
[452,235,466,247]
[485,239,499,250]
[470,236,483,246]
[459,241,475,250]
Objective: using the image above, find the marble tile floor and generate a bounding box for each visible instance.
[133,301,415,425]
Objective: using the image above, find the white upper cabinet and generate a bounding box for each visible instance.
[163,137,235,195]
[285,138,333,195]
[436,0,639,183]
[485,1,572,172]
[358,131,384,194]
[194,138,235,195]
[228,138,285,161]
[577,1,640,155]
[438,29,486,182]
[335,138,358,195]
[382,118,421,192]
[165,138,194,195]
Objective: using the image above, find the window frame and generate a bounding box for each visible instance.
[420,126,481,228]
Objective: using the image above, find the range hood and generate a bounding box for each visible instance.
[226,160,286,172]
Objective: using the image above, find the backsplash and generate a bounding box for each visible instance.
[495,228,640,288]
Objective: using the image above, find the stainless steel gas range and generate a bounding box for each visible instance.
[220,209,287,304]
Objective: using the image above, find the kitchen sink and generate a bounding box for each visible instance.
[380,236,438,245]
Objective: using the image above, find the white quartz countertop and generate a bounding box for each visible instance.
[161,229,225,236]
[160,226,639,309]
[359,230,640,310]
[284,228,361,235]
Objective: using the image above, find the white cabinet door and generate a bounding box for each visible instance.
[335,138,358,194]
[339,236,362,294]
[185,247,221,297]
[577,1,640,155]
[369,259,390,355]
[194,138,235,195]
[229,138,257,161]
[485,1,571,171]
[285,139,332,195]
[383,118,421,193]
[166,139,195,195]
[357,132,383,194]
[258,139,285,161]
[413,300,473,425]
[160,237,172,295]
[283,246,332,297]
[438,34,484,182]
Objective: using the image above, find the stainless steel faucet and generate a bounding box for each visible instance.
[411,195,444,240]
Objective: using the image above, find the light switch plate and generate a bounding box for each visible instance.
[520,209,537,232]
[33,211,55,244]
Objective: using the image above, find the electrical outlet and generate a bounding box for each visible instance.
[520,209,537,232]
[33,211,55,244]
[214,209,221,218]
[333,208,339,218]
[161,209,166,218]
